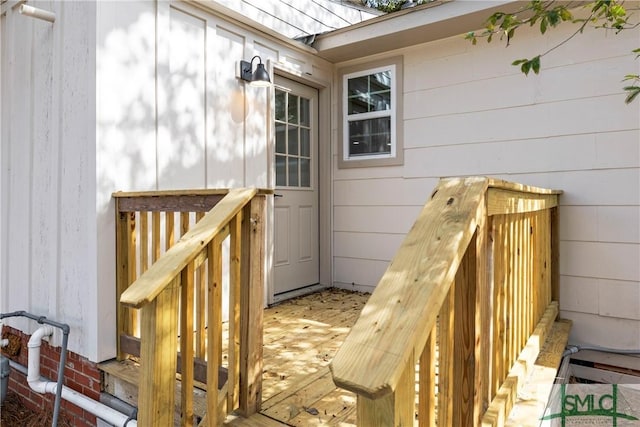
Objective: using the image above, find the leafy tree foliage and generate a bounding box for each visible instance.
[465,1,640,103]
[362,0,433,13]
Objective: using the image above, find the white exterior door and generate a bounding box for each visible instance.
[273,77,319,295]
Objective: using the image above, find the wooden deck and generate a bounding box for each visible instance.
[238,288,368,426]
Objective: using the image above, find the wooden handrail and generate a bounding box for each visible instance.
[330,176,561,426]
[116,187,267,426]
[120,188,257,308]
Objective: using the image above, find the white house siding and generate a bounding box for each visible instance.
[1,1,98,355]
[1,0,331,363]
[96,1,331,361]
[332,21,640,348]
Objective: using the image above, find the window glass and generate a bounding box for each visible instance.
[343,65,395,160]
[275,155,286,186]
[274,88,312,187]
[348,117,391,157]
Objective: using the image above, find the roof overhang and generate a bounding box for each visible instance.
[313,0,525,62]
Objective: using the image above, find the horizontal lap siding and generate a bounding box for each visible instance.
[332,17,640,347]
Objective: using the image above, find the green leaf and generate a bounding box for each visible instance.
[531,56,541,74]
[623,86,640,104]
[540,17,548,34]
[521,61,532,76]
[512,59,528,66]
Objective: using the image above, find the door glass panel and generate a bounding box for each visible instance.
[275,88,311,188]
[275,123,286,154]
[300,98,310,126]
[288,95,299,124]
[288,157,299,187]
[300,129,310,157]
[287,125,298,156]
[300,158,310,187]
[275,91,286,121]
[276,155,286,186]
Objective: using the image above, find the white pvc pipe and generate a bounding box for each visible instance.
[26,326,137,427]
[19,4,56,23]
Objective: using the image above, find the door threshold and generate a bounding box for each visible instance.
[271,284,327,305]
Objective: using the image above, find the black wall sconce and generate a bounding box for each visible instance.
[239,56,272,87]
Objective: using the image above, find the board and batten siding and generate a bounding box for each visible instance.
[96,1,330,361]
[1,1,98,356]
[2,0,330,362]
[332,19,640,348]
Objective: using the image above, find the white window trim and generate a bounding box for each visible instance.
[343,64,396,161]
[337,56,404,169]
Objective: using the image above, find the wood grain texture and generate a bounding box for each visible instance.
[481,302,559,427]
[331,177,489,399]
[120,188,257,308]
[239,197,266,415]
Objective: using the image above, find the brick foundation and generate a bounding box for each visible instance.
[1,325,99,427]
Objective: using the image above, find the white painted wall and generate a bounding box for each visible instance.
[1,1,98,355]
[95,1,331,361]
[332,20,640,348]
[1,0,330,362]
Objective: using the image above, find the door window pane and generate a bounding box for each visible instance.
[300,129,310,157]
[275,89,312,188]
[287,125,298,156]
[275,123,286,154]
[275,90,286,121]
[276,155,286,186]
[300,98,310,126]
[288,95,299,124]
[288,157,299,187]
[300,158,310,187]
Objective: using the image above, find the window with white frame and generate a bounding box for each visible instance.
[339,57,403,168]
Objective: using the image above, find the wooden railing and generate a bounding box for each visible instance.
[116,188,268,426]
[330,177,562,426]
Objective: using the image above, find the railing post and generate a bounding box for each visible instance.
[357,353,414,427]
[115,207,136,361]
[239,196,265,415]
[137,278,179,426]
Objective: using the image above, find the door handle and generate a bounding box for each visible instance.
[274,193,283,198]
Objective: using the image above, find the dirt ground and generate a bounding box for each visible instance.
[1,391,73,427]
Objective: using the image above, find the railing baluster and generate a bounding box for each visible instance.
[418,325,436,426]
[228,211,242,411]
[438,283,455,427]
[206,237,223,425]
[196,211,206,359]
[166,210,175,249]
[152,211,161,262]
[180,262,195,427]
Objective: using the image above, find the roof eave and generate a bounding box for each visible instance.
[313,0,524,63]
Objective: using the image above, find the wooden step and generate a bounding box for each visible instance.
[505,319,572,426]
[99,358,210,425]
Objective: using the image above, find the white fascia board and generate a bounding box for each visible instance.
[314,0,522,62]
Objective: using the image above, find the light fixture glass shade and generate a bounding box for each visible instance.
[250,63,272,87]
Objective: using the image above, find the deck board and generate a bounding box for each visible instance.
[256,288,367,426]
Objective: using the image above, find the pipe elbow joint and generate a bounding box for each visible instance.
[27,379,48,394]
[28,325,54,348]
